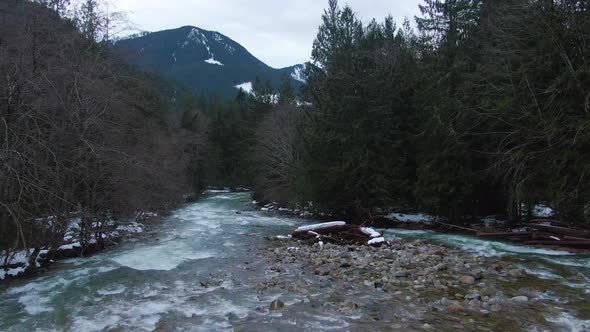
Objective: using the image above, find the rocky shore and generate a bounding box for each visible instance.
[259,232,589,331]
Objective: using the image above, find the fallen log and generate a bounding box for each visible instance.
[476,231,532,238]
[529,219,562,224]
[563,235,590,241]
[292,222,385,246]
[523,240,590,249]
[529,224,590,238]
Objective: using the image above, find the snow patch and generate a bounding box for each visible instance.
[291,64,306,83]
[204,57,223,66]
[58,242,81,250]
[386,212,434,223]
[534,204,554,218]
[182,28,208,48]
[361,227,381,238]
[295,221,346,232]
[368,237,386,245]
[116,221,144,234]
[234,82,253,94]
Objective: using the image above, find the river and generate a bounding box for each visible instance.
[0,192,589,331]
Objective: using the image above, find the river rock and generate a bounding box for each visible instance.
[459,275,475,285]
[508,268,526,278]
[435,263,447,271]
[510,296,529,303]
[465,293,481,300]
[315,267,331,276]
[395,270,410,278]
[490,304,502,312]
[269,298,285,311]
[447,303,465,314]
[480,287,497,297]
[470,269,484,280]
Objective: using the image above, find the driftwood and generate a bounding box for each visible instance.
[529,224,590,238]
[476,224,590,252]
[292,223,383,246]
[523,240,590,249]
[477,231,532,238]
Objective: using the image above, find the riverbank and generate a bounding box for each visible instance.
[0,213,163,283]
[261,231,590,331]
[1,192,589,331]
[255,200,590,255]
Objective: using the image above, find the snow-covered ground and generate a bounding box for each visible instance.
[533,204,554,218]
[290,64,306,83]
[385,212,435,223]
[204,57,223,66]
[234,82,253,94]
[295,221,346,232]
[1,216,151,281]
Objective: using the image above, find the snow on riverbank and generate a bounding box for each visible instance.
[295,221,346,232]
[0,216,152,281]
[386,212,434,223]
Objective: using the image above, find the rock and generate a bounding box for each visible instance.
[459,275,475,285]
[447,303,465,314]
[339,251,352,259]
[465,293,481,300]
[468,299,482,309]
[470,269,484,280]
[395,271,410,278]
[480,287,497,297]
[315,267,331,276]
[518,287,543,298]
[510,296,529,303]
[340,262,351,268]
[422,323,433,330]
[488,297,500,305]
[508,269,526,278]
[269,298,285,311]
[434,250,446,256]
[490,304,502,312]
[435,263,447,271]
[374,281,384,289]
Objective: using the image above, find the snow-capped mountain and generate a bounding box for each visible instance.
[114,26,305,97]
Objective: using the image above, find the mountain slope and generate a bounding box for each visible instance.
[114,26,305,97]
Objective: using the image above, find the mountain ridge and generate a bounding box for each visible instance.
[114,26,305,98]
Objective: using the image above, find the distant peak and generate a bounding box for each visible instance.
[182,27,208,48]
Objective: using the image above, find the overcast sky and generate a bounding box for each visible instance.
[111,0,421,68]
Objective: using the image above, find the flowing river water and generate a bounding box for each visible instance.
[0,192,589,331]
